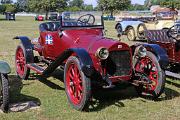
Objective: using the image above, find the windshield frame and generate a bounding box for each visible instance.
[60,11,104,30]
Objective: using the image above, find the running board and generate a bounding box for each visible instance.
[26,63,45,75]
[165,71,180,79]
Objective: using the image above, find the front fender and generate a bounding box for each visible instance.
[0,61,11,74]
[70,48,94,77]
[42,48,94,77]
[131,44,169,69]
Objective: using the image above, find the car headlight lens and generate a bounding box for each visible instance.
[136,46,147,58]
[96,47,109,60]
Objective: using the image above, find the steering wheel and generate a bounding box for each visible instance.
[167,24,180,41]
[77,14,95,25]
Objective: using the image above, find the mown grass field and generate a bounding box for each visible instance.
[0,16,179,120]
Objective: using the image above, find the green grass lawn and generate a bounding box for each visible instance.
[0,16,179,120]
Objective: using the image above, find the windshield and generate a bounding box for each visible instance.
[61,11,103,28]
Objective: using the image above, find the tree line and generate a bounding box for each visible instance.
[0,0,180,15]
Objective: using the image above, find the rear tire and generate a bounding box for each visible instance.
[0,74,9,112]
[127,27,136,41]
[137,24,146,40]
[134,51,165,99]
[64,56,91,111]
[15,44,30,80]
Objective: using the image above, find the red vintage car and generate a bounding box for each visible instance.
[146,22,180,73]
[14,11,168,111]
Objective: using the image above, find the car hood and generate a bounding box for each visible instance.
[63,29,130,54]
[77,35,130,54]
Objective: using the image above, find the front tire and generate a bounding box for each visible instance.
[0,74,9,112]
[64,56,91,111]
[134,51,165,99]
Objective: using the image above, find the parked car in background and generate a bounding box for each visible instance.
[0,61,10,112]
[5,12,15,21]
[115,8,178,41]
[48,12,58,21]
[35,15,44,21]
[103,15,115,21]
[14,11,168,111]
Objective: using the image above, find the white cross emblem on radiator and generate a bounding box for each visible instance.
[45,35,53,45]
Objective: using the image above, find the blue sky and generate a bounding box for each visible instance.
[13,0,146,7]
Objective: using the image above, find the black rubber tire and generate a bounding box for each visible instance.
[135,51,166,99]
[0,74,9,112]
[137,24,147,40]
[116,24,122,35]
[126,27,136,41]
[15,44,30,80]
[64,56,91,111]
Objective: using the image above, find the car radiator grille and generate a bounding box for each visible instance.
[106,50,131,76]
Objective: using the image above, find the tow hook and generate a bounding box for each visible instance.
[102,75,115,89]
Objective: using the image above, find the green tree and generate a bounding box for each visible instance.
[16,0,28,12]
[84,4,93,11]
[0,5,6,13]
[5,4,16,12]
[144,0,151,8]
[97,0,131,16]
[149,0,180,9]
[28,0,68,19]
[1,0,13,4]
[69,0,84,8]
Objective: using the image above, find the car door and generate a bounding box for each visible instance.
[39,22,62,59]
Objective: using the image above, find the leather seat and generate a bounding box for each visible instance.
[39,22,61,32]
[145,30,175,43]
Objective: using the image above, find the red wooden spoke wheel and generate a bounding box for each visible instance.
[15,45,30,80]
[66,63,83,105]
[134,51,165,99]
[64,56,91,111]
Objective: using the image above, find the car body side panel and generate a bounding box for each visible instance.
[117,20,144,36]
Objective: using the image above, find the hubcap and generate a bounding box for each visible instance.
[16,47,26,77]
[135,57,158,92]
[66,63,83,105]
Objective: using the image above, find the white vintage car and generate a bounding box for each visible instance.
[116,9,178,41]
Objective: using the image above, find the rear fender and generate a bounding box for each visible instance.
[14,36,34,63]
[0,61,11,74]
[131,44,169,69]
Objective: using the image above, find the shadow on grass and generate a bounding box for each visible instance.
[166,79,180,88]
[87,83,138,112]
[23,70,180,112]
[37,69,65,90]
[8,75,41,106]
[154,87,180,101]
